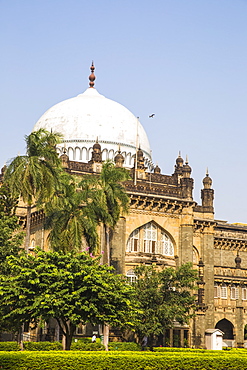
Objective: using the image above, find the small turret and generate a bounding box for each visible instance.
[114,148,124,168]
[90,138,102,163]
[174,152,184,176]
[180,156,193,200]
[182,156,192,178]
[154,164,161,174]
[203,169,212,189]
[60,149,69,168]
[201,169,214,213]
[132,147,147,181]
[89,138,102,172]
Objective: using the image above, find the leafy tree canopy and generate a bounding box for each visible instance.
[0,249,138,349]
[0,183,24,272]
[44,172,99,253]
[133,263,198,345]
[4,128,63,207]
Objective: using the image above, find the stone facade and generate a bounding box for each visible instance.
[2,143,247,348]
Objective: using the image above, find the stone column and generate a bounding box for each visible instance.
[179,206,194,265]
[180,329,184,347]
[111,217,126,274]
[236,297,244,347]
[169,329,173,347]
[193,312,206,348]
[202,228,215,330]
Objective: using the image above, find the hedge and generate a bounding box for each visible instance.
[71,341,104,351]
[23,341,62,351]
[1,351,247,370]
[108,342,140,351]
[0,342,20,351]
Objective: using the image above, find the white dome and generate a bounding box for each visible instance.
[33,87,152,167]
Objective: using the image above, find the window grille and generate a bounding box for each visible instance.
[221,284,227,299]
[242,287,247,300]
[127,228,139,252]
[126,222,174,257]
[230,286,239,300]
[126,269,137,284]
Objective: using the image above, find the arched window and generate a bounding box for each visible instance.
[126,222,174,256]
[221,284,228,299]
[68,147,74,160]
[230,285,239,300]
[161,231,174,256]
[214,284,220,298]
[102,149,108,161]
[81,147,87,161]
[127,228,140,252]
[143,222,157,253]
[242,286,247,300]
[75,147,81,161]
[126,269,137,284]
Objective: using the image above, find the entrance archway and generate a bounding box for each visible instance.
[215,319,234,340]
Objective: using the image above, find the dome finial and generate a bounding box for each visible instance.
[89,61,96,88]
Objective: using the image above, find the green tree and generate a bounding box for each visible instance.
[133,263,198,348]
[80,161,130,264]
[80,161,130,349]
[4,129,62,251]
[0,183,24,273]
[44,172,99,253]
[0,249,136,350]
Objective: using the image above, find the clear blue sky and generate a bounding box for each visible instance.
[1,0,247,223]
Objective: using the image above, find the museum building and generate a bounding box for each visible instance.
[2,63,247,348]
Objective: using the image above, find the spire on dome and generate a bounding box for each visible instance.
[89,61,96,88]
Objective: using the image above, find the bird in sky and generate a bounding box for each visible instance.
[149,114,155,118]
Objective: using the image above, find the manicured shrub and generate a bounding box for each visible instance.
[73,337,92,343]
[0,342,20,351]
[71,341,104,351]
[1,351,247,369]
[153,347,208,352]
[108,342,141,351]
[23,341,62,351]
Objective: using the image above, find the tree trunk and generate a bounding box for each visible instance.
[103,323,109,351]
[103,225,110,350]
[62,333,74,350]
[17,325,24,351]
[25,205,32,253]
[58,319,75,350]
[105,224,110,266]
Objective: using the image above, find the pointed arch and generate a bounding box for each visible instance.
[193,246,199,265]
[215,319,234,340]
[126,221,175,256]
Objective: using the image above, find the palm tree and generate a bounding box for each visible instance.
[98,160,130,264]
[4,129,62,252]
[80,160,130,350]
[45,172,99,253]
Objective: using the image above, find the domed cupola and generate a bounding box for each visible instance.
[182,156,192,178]
[114,148,124,168]
[201,169,214,213]
[154,164,161,174]
[174,152,184,176]
[32,63,152,169]
[203,170,212,189]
